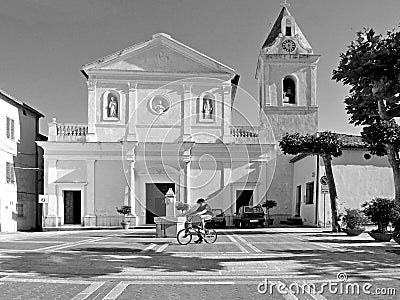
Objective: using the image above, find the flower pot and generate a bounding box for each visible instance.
[343,228,364,236]
[368,231,392,242]
[266,219,274,226]
[121,221,130,229]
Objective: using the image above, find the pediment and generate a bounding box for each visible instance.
[82,33,235,75]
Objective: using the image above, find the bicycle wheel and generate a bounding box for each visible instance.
[203,229,217,244]
[177,228,192,245]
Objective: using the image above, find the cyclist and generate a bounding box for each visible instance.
[186,198,213,243]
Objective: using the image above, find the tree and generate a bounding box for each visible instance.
[332,28,400,202]
[279,131,343,232]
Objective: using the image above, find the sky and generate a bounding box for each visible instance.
[1,0,400,135]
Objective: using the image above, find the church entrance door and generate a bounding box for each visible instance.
[235,190,254,213]
[145,183,174,224]
[64,191,81,224]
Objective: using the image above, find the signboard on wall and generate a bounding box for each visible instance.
[38,195,49,204]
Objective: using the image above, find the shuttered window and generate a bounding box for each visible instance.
[6,162,15,184]
[6,117,15,140]
[17,203,24,217]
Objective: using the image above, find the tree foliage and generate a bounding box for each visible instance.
[333,27,400,202]
[332,28,400,124]
[279,131,343,157]
[361,120,400,156]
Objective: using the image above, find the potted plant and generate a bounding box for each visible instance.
[175,201,190,216]
[362,198,399,242]
[262,200,277,226]
[116,205,132,229]
[393,217,400,245]
[341,208,368,236]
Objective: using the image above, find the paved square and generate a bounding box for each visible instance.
[0,227,399,299]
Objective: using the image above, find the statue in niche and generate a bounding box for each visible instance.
[107,94,118,118]
[202,96,213,119]
[151,96,170,114]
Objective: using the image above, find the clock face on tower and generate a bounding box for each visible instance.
[282,39,296,53]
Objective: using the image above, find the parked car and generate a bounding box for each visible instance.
[205,209,226,228]
[234,205,265,228]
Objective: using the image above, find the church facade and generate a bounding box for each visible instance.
[39,32,274,228]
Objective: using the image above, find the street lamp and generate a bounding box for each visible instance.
[164,188,176,217]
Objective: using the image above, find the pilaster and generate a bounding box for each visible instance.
[222,83,234,143]
[182,84,193,142]
[84,160,96,227]
[127,82,138,141]
[86,81,97,142]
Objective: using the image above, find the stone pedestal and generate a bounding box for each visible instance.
[154,216,186,238]
[44,216,60,228]
[83,215,96,227]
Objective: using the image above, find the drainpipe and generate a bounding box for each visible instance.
[315,155,320,226]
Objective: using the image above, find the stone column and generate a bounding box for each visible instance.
[182,84,193,142]
[84,159,96,227]
[86,81,97,142]
[128,156,137,226]
[44,159,59,227]
[127,83,138,141]
[183,150,191,204]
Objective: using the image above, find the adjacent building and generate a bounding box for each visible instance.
[0,89,45,232]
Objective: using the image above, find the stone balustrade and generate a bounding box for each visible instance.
[230,126,260,144]
[48,119,88,142]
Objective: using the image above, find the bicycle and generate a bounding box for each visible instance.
[176,216,217,245]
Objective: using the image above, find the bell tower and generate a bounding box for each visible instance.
[256,3,321,221]
[256,3,320,137]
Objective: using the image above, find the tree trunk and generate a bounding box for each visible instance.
[385,142,400,203]
[322,155,340,232]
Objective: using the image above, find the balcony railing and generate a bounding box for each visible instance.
[230,126,259,144]
[49,119,88,142]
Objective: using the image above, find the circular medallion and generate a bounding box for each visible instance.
[282,39,296,53]
[150,95,171,114]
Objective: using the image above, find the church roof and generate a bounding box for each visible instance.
[81,33,237,77]
[261,7,289,49]
[261,6,312,52]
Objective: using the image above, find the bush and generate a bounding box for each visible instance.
[342,208,368,229]
[262,200,277,219]
[116,205,131,217]
[175,202,190,214]
[362,198,400,233]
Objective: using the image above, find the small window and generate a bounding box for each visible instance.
[6,162,15,184]
[6,117,15,140]
[285,19,292,36]
[17,203,24,217]
[305,181,314,204]
[283,77,296,104]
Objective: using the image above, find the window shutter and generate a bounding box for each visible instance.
[6,162,10,183]
[10,118,15,140]
[6,117,10,139]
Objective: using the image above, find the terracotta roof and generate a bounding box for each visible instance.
[334,133,366,149]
